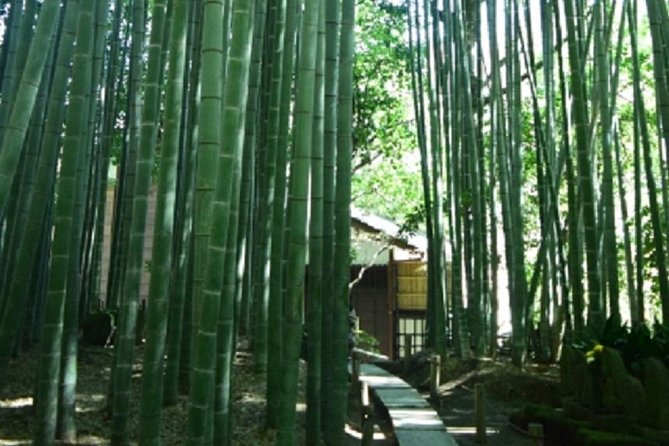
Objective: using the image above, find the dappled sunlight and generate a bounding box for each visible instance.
[295,401,306,412]
[0,397,33,444]
[0,408,32,444]
[238,394,265,405]
[0,397,32,409]
[75,393,106,413]
[344,422,388,440]
[74,435,108,445]
[447,425,500,435]
[388,408,444,429]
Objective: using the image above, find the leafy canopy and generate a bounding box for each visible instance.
[352,0,421,224]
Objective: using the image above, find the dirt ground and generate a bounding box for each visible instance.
[348,353,561,445]
[1,342,560,445]
[0,340,305,445]
[433,357,560,445]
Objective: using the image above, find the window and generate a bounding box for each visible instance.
[394,312,426,359]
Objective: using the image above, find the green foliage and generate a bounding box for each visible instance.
[352,0,411,165]
[641,204,668,304]
[511,404,588,446]
[511,404,657,446]
[572,318,669,378]
[353,155,422,221]
[354,329,380,353]
[579,429,656,446]
[398,201,425,235]
[351,0,419,223]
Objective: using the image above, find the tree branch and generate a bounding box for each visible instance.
[350,243,390,290]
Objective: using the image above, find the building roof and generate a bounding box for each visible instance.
[351,206,428,254]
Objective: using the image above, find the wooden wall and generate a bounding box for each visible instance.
[350,265,391,357]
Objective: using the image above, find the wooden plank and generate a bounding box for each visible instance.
[359,363,392,376]
[388,408,444,429]
[376,388,430,408]
[394,429,458,446]
[361,375,411,389]
[353,361,458,445]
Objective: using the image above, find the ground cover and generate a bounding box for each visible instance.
[1,342,569,446]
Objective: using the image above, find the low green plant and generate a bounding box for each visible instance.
[571,316,669,378]
[355,329,380,353]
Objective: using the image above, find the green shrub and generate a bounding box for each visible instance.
[572,317,669,379]
[355,329,380,353]
[578,428,657,446]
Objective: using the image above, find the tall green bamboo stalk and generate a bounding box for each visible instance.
[266,0,297,428]
[164,0,203,402]
[33,3,96,443]
[275,0,319,443]
[319,0,339,431]
[186,0,255,442]
[110,0,167,442]
[306,4,325,443]
[0,0,80,381]
[59,1,109,436]
[0,0,61,223]
[565,0,602,330]
[324,0,353,441]
[138,0,189,443]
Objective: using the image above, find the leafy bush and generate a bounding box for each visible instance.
[572,317,669,378]
[355,329,380,353]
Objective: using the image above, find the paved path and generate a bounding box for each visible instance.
[437,384,536,445]
[351,362,458,445]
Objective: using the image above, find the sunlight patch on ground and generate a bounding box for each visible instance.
[447,426,499,435]
[75,435,108,445]
[344,423,388,440]
[75,393,106,413]
[0,396,32,409]
[238,394,264,404]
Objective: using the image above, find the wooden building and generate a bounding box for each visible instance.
[99,186,436,358]
[350,207,435,359]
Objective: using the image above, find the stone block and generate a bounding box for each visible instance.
[641,358,669,430]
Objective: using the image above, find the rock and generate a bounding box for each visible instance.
[561,345,593,405]
[563,397,593,421]
[81,311,116,346]
[521,404,589,445]
[641,358,669,429]
[600,347,645,422]
[560,346,577,396]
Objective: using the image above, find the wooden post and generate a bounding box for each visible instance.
[387,249,395,359]
[403,333,413,374]
[360,381,371,421]
[430,354,441,398]
[352,352,362,428]
[361,379,369,407]
[475,383,487,444]
[361,404,375,446]
[528,423,543,446]
[352,350,360,382]
[360,379,371,436]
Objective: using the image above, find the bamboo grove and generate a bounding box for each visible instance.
[409,0,669,366]
[0,0,355,444]
[5,0,669,443]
